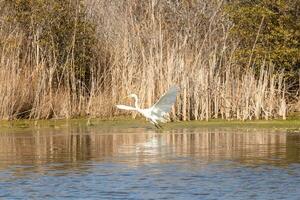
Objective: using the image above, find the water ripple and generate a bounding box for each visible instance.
[0,128,300,199]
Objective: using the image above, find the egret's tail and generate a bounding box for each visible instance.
[115,105,137,111]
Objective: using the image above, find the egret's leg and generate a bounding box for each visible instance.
[157,123,163,129]
[154,123,163,129]
[154,123,160,129]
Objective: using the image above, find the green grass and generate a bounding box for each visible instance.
[0,117,300,133]
[168,119,300,128]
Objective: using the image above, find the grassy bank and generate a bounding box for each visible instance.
[1,117,300,134]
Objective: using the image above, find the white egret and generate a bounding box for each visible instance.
[116,86,179,128]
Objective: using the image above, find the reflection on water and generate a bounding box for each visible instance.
[1,128,299,167]
[0,126,300,199]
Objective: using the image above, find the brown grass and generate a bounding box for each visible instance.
[0,0,292,120]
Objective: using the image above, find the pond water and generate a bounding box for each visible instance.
[0,123,300,199]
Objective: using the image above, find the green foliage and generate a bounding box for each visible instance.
[3,0,97,83]
[225,0,300,75]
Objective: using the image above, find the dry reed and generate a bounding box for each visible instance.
[0,0,292,120]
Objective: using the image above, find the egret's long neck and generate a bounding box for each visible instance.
[133,96,140,109]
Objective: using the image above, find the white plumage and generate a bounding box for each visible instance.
[116,86,178,128]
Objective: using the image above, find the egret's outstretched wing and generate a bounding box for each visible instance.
[152,86,178,112]
[116,105,136,111]
[151,86,178,122]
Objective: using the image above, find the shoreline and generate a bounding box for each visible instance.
[1,117,300,132]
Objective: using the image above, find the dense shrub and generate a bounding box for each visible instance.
[225,0,300,82]
[3,0,97,86]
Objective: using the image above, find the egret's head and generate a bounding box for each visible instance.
[126,94,139,107]
[127,94,138,99]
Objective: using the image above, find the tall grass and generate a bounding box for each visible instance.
[0,0,291,120]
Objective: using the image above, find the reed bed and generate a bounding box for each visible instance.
[0,0,293,120]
